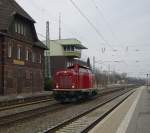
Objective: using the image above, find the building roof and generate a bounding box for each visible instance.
[0,0,35,30]
[0,0,48,50]
[0,31,48,50]
[52,38,87,49]
[34,41,48,50]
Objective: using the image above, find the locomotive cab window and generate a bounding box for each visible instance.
[79,68,88,73]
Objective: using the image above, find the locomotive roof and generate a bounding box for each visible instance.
[67,64,91,70]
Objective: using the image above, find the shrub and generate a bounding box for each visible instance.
[44,78,54,91]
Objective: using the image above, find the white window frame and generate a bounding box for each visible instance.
[8,45,12,58]
[21,24,24,35]
[17,47,21,60]
[18,23,21,34]
[39,54,41,63]
[23,26,26,36]
[26,49,29,61]
[15,22,18,33]
[32,52,35,63]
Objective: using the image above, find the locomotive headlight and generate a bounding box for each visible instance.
[56,85,59,88]
[64,71,67,73]
[72,83,75,88]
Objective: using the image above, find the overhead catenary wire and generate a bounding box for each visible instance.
[93,1,114,36]
[18,0,129,72]
[32,0,119,53]
[90,0,128,59]
[36,0,128,67]
[91,0,122,46]
[92,0,129,65]
[69,0,115,50]
[31,0,88,43]
[69,0,128,66]
[90,0,133,69]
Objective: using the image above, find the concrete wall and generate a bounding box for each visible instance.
[44,41,64,56]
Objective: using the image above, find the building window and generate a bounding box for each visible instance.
[26,49,29,61]
[64,46,67,51]
[32,52,35,63]
[15,22,18,33]
[15,22,26,36]
[71,46,74,51]
[67,46,70,51]
[64,46,75,51]
[17,47,21,60]
[18,23,21,34]
[8,45,12,58]
[39,54,41,63]
[21,24,24,35]
[24,26,26,36]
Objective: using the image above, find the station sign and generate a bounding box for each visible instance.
[13,60,25,65]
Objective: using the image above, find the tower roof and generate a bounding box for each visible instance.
[52,38,87,49]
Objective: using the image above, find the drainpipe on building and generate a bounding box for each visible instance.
[1,35,5,95]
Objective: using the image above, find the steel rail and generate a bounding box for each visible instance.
[0,86,136,128]
[0,97,54,111]
[82,90,134,133]
[43,88,135,133]
[0,102,62,126]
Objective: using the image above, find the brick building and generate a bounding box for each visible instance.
[0,0,47,95]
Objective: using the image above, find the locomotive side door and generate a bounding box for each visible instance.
[79,68,83,88]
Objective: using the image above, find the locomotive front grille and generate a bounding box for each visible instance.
[59,75,72,88]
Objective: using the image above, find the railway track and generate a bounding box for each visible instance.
[43,89,135,133]
[0,86,136,131]
[0,86,129,113]
[0,85,128,113]
[0,97,54,112]
[0,91,54,108]
[0,102,70,126]
[0,84,135,111]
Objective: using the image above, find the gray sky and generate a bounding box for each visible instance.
[16,0,150,78]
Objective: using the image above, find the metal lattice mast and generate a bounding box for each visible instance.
[59,12,61,40]
[46,21,51,78]
[93,56,95,73]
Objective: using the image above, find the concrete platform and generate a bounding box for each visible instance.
[89,86,149,133]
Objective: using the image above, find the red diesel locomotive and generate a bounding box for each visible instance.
[53,64,97,102]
